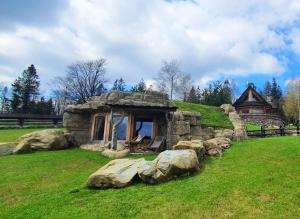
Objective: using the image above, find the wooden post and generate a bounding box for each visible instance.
[297,123,299,136]
[110,110,125,150]
[17,118,24,127]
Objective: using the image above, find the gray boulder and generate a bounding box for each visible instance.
[173,140,206,162]
[0,142,17,156]
[102,149,130,159]
[87,158,145,188]
[214,129,234,140]
[203,137,232,157]
[13,129,68,154]
[138,150,199,184]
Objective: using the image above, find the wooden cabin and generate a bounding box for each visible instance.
[233,84,281,126]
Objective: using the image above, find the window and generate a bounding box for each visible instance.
[95,116,105,140]
[135,118,153,139]
[113,115,128,140]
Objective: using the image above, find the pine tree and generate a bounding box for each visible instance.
[271,78,282,101]
[11,78,22,113]
[263,81,272,97]
[111,78,126,91]
[11,65,40,113]
[187,86,198,103]
[131,79,146,92]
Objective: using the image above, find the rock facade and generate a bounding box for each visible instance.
[169,110,202,147]
[240,114,282,127]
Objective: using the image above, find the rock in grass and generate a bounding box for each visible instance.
[203,137,232,157]
[0,142,17,156]
[138,150,199,184]
[173,140,206,162]
[87,158,145,189]
[13,130,68,154]
[102,149,130,159]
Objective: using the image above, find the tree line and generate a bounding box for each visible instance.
[0,58,299,124]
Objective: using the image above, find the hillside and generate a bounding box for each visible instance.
[173,101,233,129]
[0,137,299,218]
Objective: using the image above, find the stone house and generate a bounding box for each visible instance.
[63,91,202,149]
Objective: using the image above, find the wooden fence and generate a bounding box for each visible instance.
[247,125,300,138]
[0,114,63,129]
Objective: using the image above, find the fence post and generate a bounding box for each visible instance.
[261,126,265,138]
[17,118,24,127]
[297,123,299,136]
[53,119,58,128]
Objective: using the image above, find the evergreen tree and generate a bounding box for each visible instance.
[11,78,22,113]
[131,79,146,92]
[11,65,40,113]
[271,78,282,101]
[263,81,272,97]
[111,78,126,91]
[186,86,198,103]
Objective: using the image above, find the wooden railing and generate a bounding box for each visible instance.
[0,114,63,129]
[247,125,300,138]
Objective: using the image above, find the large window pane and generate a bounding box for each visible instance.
[113,115,128,140]
[135,119,153,139]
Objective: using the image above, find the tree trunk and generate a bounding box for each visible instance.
[110,110,125,150]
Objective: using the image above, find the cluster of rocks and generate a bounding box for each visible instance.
[0,129,78,155]
[87,149,200,188]
[87,136,233,189]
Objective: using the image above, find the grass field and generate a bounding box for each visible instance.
[0,128,64,143]
[1,135,299,218]
[173,101,233,128]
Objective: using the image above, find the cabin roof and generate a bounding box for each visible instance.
[233,86,272,108]
[65,91,177,113]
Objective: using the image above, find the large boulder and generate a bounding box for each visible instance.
[102,149,130,159]
[0,142,17,156]
[203,137,232,157]
[214,129,234,140]
[138,150,199,184]
[87,158,145,188]
[13,130,68,154]
[173,140,206,162]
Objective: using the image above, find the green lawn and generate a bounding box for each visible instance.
[0,128,64,143]
[173,101,233,128]
[1,136,299,218]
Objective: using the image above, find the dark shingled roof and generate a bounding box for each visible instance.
[233,86,272,108]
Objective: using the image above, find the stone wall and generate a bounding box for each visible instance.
[220,104,247,140]
[240,114,282,127]
[169,110,202,147]
[63,112,92,145]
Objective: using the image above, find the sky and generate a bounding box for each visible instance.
[0,0,300,96]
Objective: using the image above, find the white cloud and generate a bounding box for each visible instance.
[0,0,300,90]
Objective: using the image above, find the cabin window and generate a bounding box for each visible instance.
[113,115,128,140]
[95,116,105,140]
[135,118,153,139]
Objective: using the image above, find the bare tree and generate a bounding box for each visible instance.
[53,58,108,104]
[175,73,193,101]
[0,83,9,113]
[284,77,300,123]
[155,60,181,100]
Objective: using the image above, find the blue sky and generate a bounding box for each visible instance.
[0,0,300,96]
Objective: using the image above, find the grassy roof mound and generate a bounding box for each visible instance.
[173,101,233,129]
